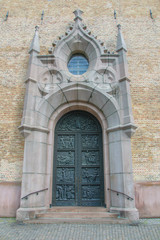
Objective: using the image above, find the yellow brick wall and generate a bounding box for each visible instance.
[0,0,160,181]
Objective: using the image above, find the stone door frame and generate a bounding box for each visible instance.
[47,102,109,209]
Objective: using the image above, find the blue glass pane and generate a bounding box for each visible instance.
[68,54,89,75]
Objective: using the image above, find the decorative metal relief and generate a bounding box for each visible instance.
[57,135,75,149]
[82,151,99,165]
[56,185,75,200]
[82,168,100,184]
[82,186,100,200]
[81,135,99,148]
[59,113,99,132]
[57,168,75,183]
[57,151,74,166]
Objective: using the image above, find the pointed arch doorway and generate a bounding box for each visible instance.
[52,110,104,207]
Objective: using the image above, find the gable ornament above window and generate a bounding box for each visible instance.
[33,9,127,93]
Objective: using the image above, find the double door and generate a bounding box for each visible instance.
[52,111,104,206]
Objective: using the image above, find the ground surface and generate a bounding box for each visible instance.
[0,218,160,240]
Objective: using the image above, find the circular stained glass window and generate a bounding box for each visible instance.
[68,54,89,75]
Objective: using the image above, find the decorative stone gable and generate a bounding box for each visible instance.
[37,9,119,98]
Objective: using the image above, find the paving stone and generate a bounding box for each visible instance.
[0,218,160,240]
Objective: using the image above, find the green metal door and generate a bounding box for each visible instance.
[52,111,104,206]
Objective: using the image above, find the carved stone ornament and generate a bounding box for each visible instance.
[35,9,119,97]
[38,70,63,94]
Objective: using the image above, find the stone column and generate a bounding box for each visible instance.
[107,127,139,220]
[16,129,49,220]
[17,27,49,220]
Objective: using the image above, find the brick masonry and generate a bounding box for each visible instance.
[0,0,160,182]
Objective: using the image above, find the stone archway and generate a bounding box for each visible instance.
[46,100,110,211]
[17,83,138,220]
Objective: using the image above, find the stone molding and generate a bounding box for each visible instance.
[18,124,49,137]
[107,123,137,137]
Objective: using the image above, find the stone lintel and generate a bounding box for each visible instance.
[18,124,49,137]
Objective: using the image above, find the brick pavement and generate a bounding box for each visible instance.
[0,218,160,240]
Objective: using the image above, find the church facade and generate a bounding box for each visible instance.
[0,0,160,220]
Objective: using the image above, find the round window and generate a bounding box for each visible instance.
[68,54,89,75]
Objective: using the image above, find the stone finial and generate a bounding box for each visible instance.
[73,9,83,21]
[35,25,39,32]
[29,26,40,54]
[117,24,121,30]
[116,24,127,52]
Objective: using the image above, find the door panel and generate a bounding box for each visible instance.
[80,133,103,206]
[52,111,104,206]
[55,134,76,206]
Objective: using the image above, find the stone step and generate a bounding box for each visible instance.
[48,206,109,213]
[25,217,129,224]
[23,207,126,224]
[36,211,118,219]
